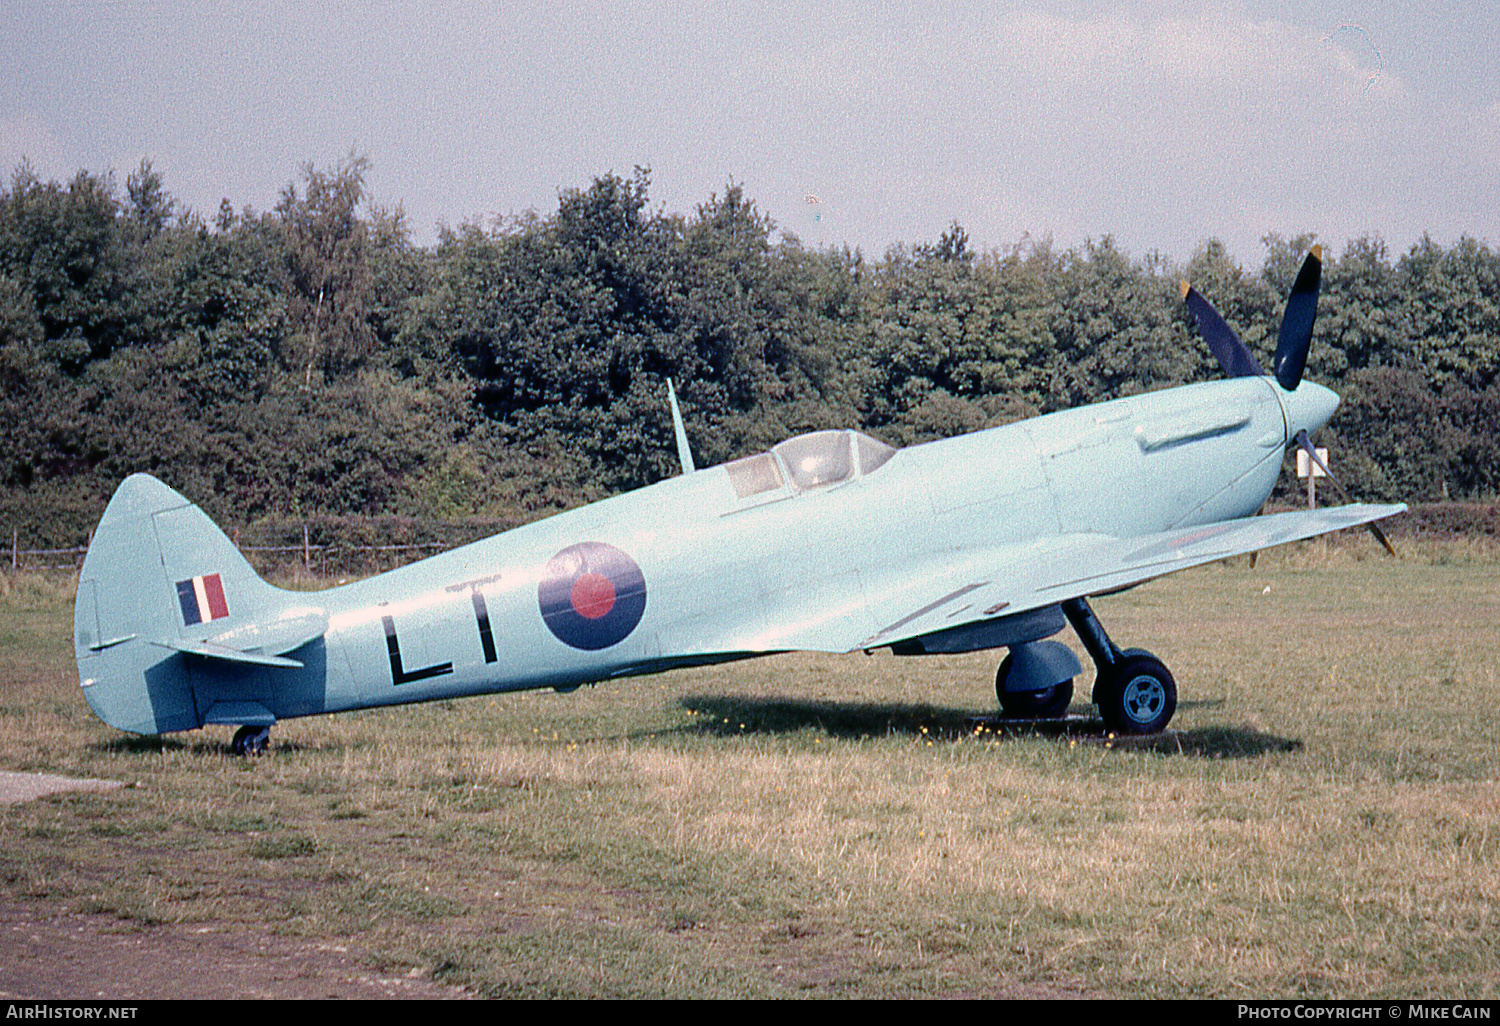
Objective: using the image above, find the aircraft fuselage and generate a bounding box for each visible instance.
[159,375,1292,730]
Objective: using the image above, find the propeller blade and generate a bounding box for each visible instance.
[1181,281,1265,378]
[1294,429,1397,557]
[1273,246,1323,391]
[1249,504,1263,567]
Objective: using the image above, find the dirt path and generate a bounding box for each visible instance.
[0,771,123,806]
[0,893,469,1000]
[1,771,467,1000]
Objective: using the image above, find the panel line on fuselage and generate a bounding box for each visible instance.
[869,581,989,642]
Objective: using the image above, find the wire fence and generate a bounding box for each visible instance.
[6,517,520,578]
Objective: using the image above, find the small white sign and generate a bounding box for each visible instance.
[1296,447,1329,478]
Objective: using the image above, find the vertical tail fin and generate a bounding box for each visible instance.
[75,474,291,734]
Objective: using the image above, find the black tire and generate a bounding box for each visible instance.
[1092,647,1152,703]
[231,725,270,756]
[995,655,1075,719]
[1095,652,1176,734]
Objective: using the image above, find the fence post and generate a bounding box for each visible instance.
[10,527,15,570]
[303,524,310,569]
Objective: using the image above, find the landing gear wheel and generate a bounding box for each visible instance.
[231,725,271,756]
[1095,653,1176,735]
[995,655,1075,719]
[1092,647,1152,704]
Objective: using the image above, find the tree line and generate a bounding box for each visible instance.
[2,157,1497,546]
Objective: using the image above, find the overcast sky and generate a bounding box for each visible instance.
[3,0,1497,266]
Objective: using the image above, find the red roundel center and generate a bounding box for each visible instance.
[569,573,616,619]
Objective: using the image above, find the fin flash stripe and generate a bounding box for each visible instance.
[176,573,229,626]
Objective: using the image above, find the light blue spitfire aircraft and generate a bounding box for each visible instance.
[75,246,1405,754]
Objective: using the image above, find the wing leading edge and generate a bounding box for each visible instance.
[1024,503,1406,603]
[753,503,1405,655]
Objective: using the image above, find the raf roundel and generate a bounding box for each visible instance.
[538,542,647,650]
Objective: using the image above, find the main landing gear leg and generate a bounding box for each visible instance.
[231,724,271,756]
[1060,597,1177,735]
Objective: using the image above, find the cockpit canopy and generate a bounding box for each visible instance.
[726,429,897,500]
[773,430,853,491]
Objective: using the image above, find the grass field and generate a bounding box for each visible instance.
[1,538,1498,998]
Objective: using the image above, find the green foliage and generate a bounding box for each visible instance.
[0,164,128,370]
[274,155,375,382]
[124,159,176,241]
[1400,235,1500,394]
[1332,366,1457,500]
[411,171,848,493]
[1,156,1498,543]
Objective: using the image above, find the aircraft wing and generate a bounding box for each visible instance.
[1016,501,1406,604]
[767,503,1406,655]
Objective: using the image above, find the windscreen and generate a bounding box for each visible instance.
[725,452,785,499]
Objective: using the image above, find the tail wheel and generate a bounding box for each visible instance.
[1095,653,1176,734]
[231,725,270,756]
[995,655,1075,719]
